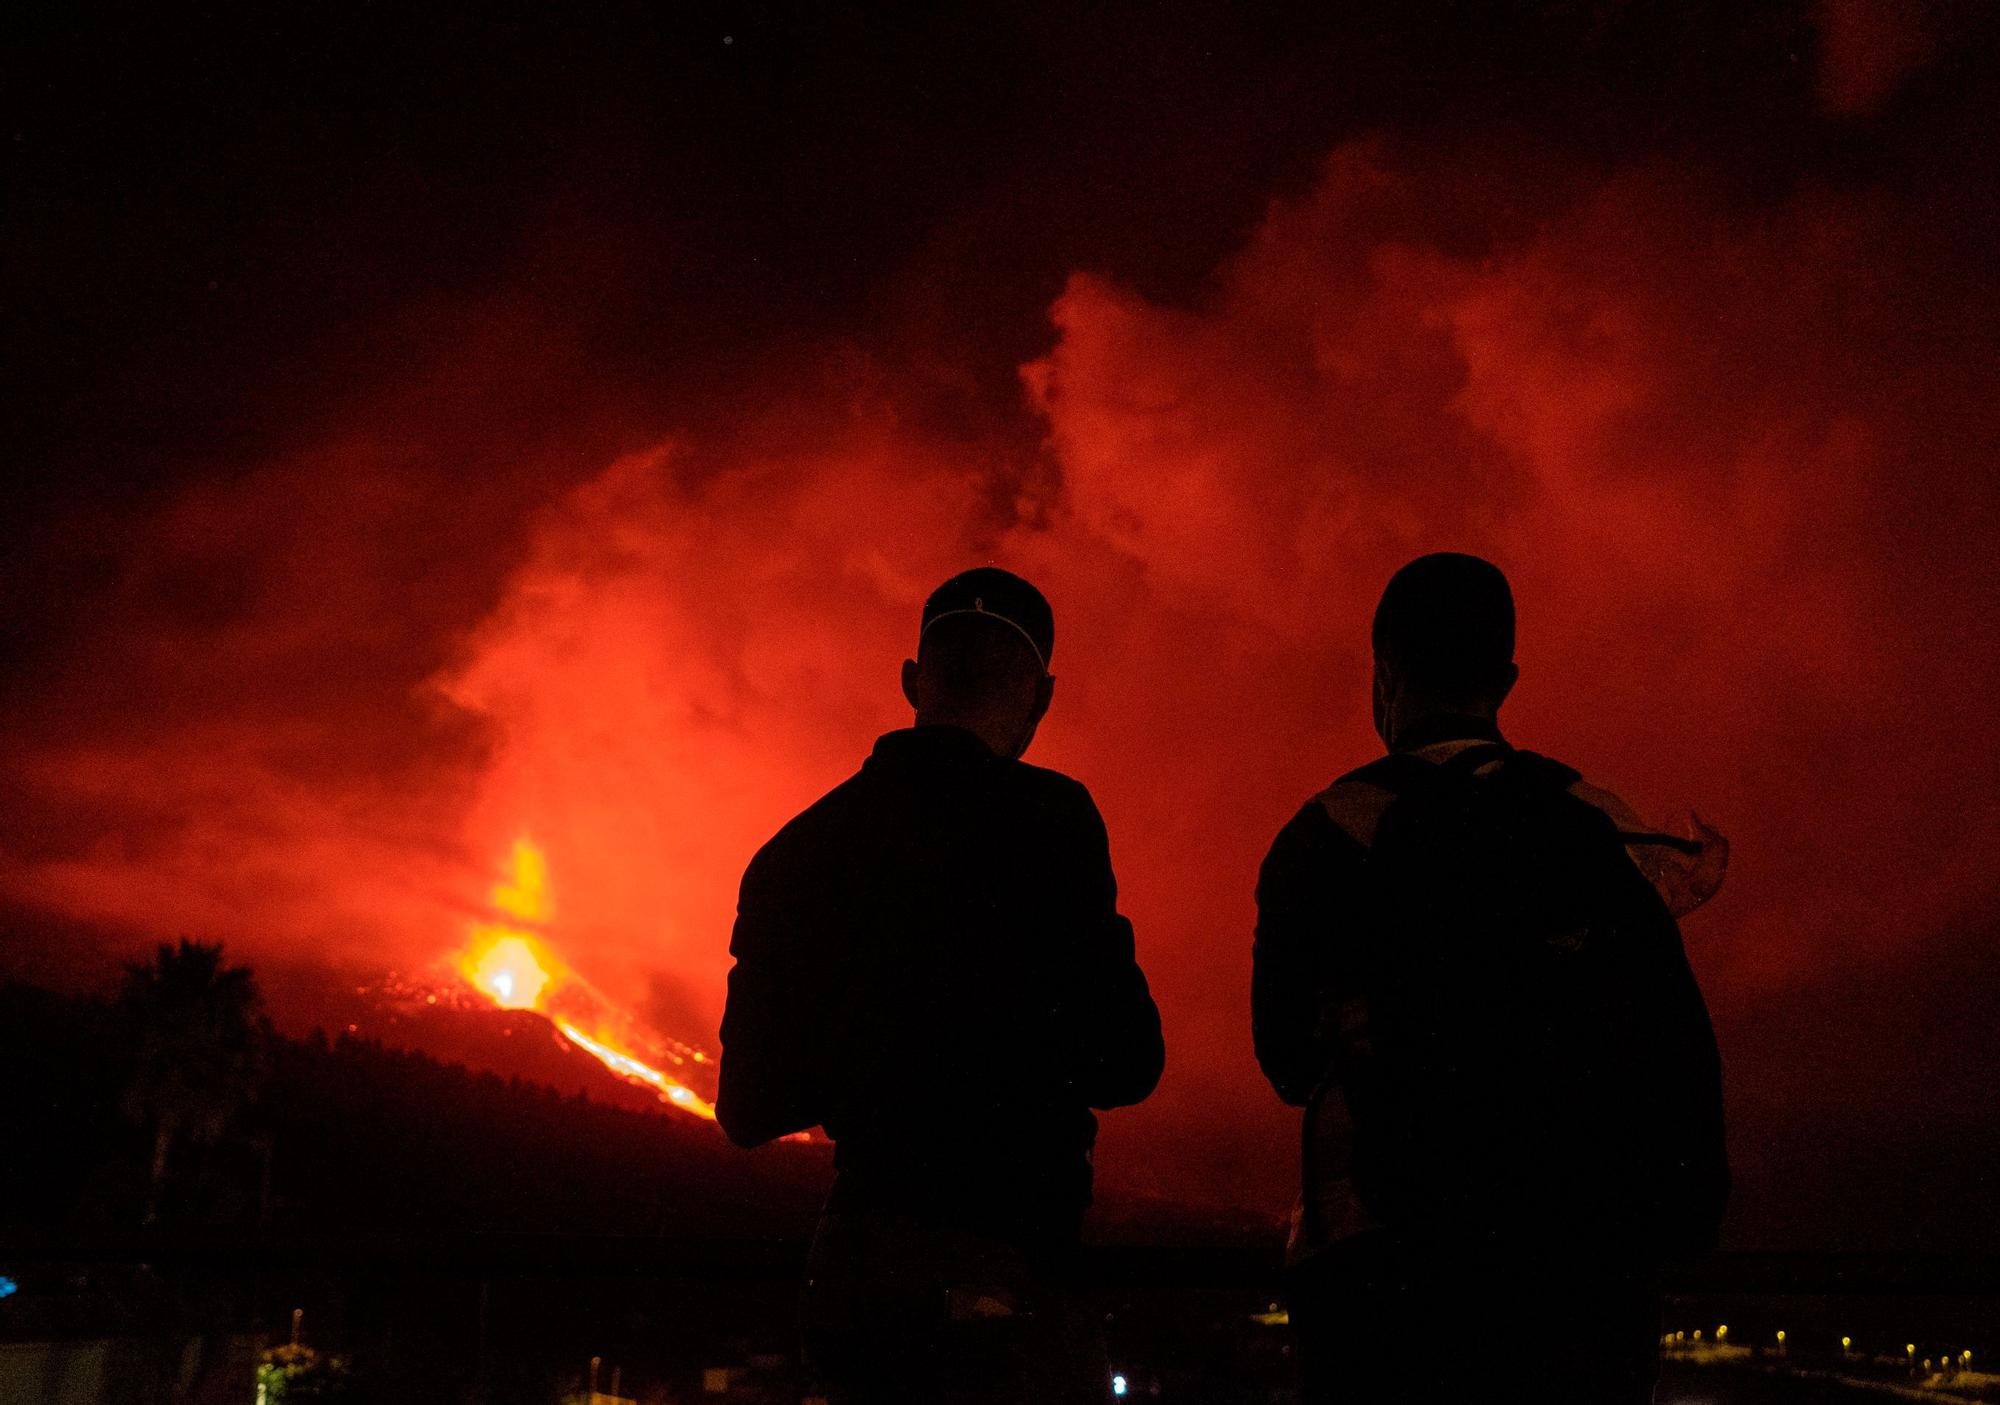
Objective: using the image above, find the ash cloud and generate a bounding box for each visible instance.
[323,132,2000,1217]
[1010,138,2000,1214]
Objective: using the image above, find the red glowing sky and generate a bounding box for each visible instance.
[5,1,1998,1246]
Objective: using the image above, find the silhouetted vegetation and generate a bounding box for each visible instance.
[119,939,268,1225]
[0,967,829,1248]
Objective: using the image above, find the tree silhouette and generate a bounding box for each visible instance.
[119,938,267,1225]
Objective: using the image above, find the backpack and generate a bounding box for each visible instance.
[1334,744,1727,1254]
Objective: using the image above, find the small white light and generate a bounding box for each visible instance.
[1111,1373,1129,1397]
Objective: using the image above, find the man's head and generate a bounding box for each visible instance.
[1370,552,1518,747]
[901,567,1056,759]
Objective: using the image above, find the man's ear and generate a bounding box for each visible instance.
[1031,673,1055,727]
[1372,658,1394,747]
[901,658,921,712]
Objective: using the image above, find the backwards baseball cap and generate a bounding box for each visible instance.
[920,567,1054,674]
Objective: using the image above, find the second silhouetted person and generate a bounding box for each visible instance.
[1254,552,1729,1405]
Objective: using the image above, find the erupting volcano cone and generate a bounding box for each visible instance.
[454,838,717,1121]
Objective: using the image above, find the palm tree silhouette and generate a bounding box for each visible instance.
[119,939,266,1226]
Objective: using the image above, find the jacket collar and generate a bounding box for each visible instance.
[868,724,998,768]
[1390,712,1506,754]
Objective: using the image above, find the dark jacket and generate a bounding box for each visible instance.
[718,724,1164,1245]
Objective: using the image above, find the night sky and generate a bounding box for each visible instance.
[6,1,1999,1249]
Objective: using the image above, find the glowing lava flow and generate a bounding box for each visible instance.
[455,839,717,1122]
[552,1019,715,1118]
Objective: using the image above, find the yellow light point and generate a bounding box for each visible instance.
[493,838,552,923]
[1693,1331,1702,1342]
[1776,1331,1786,1344]
[1908,1344,1917,1357]
[1842,1337,1851,1350]
[1716,1326,1728,1339]
[556,1020,717,1121]
[466,935,551,1010]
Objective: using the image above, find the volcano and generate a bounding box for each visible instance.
[323,975,689,1120]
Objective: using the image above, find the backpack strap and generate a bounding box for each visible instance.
[1495,752,1701,852]
[1504,748,1582,789]
[1319,744,1524,848]
[1613,830,1704,856]
[1341,752,1438,792]
[1316,754,1435,850]
[1433,741,1512,776]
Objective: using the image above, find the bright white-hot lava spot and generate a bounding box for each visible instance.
[454,839,718,1122]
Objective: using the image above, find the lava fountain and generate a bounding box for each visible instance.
[455,838,717,1121]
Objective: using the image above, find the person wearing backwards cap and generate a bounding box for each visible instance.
[718,566,1163,1404]
[1253,552,1731,1404]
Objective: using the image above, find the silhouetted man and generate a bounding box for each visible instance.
[1253,553,1729,1404]
[718,567,1164,1405]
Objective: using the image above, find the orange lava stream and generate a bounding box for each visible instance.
[553,1018,717,1120]
[455,838,718,1123]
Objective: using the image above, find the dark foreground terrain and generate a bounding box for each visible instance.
[5,974,1994,1403]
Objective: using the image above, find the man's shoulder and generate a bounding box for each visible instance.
[1558,769,1646,830]
[745,768,875,872]
[1307,756,1418,851]
[1007,756,1094,802]
[1254,758,1399,868]
[1000,758,1103,833]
